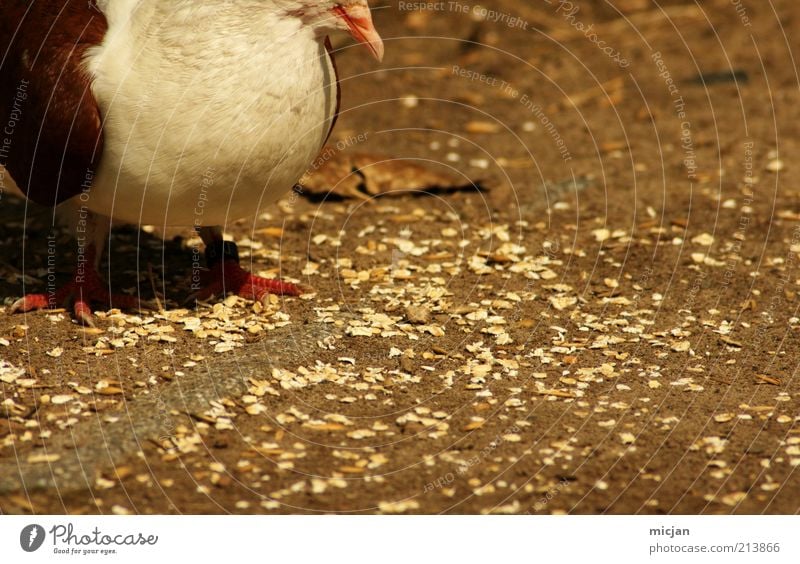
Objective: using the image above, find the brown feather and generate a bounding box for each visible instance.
[0,0,107,207]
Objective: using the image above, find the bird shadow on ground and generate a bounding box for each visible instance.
[0,194,200,313]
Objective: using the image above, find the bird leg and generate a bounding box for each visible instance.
[190,226,303,304]
[11,210,140,326]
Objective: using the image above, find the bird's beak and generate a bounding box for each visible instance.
[333,4,384,62]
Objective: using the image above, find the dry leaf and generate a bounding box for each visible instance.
[298,151,488,200]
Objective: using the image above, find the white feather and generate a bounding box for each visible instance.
[84,0,338,227]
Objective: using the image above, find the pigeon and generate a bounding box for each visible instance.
[0,0,383,325]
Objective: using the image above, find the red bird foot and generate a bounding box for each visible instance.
[10,257,141,327]
[190,259,303,304]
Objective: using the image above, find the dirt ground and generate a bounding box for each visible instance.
[2,0,800,515]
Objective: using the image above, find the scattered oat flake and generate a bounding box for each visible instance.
[0,361,25,384]
[46,347,64,358]
[462,420,485,431]
[378,500,420,513]
[214,342,236,353]
[720,336,743,348]
[592,228,611,242]
[536,389,575,399]
[691,233,715,246]
[27,454,61,464]
[246,404,267,416]
[766,159,784,172]
[347,326,377,337]
[549,296,577,311]
[347,429,376,439]
[51,395,74,405]
[465,121,501,134]
[720,491,747,506]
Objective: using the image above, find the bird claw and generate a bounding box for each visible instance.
[10,294,50,314]
[11,288,140,326]
[11,270,142,325]
[190,260,303,306]
[73,301,97,328]
[10,293,97,327]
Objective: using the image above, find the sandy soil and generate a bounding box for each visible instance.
[1,0,800,514]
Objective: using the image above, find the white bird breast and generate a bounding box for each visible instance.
[85,1,338,227]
